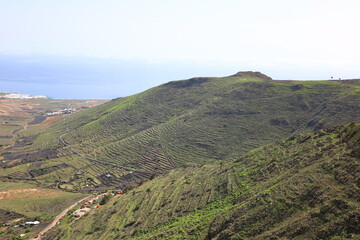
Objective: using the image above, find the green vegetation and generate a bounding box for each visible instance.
[1,72,359,239]
[0,98,106,148]
[0,181,85,240]
[44,123,360,239]
[52,73,360,169]
[0,98,105,239]
[0,181,84,218]
[3,72,359,190]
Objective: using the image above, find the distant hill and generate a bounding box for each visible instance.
[44,123,360,239]
[5,71,360,190]
[1,72,360,239]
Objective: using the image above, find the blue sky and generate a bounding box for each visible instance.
[0,0,360,98]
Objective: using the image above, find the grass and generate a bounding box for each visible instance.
[0,73,359,239]
[59,75,360,170]
[2,73,360,190]
[45,123,360,240]
[0,99,106,150]
[0,181,85,218]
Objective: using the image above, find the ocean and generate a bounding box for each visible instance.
[0,54,241,99]
[3,54,352,100]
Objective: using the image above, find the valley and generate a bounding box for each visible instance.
[44,123,360,240]
[0,72,359,239]
[0,98,106,239]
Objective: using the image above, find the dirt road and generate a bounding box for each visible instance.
[10,120,29,147]
[31,196,90,240]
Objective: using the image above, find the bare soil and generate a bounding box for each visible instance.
[0,188,60,200]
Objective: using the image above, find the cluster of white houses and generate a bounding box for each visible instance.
[73,190,124,219]
[46,108,76,116]
[0,92,47,99]
[3,220,41,228]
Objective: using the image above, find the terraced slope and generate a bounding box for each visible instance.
[54,72,360,167]
[44,123,360,240]
[0,98,105,148]
[2,72,360,189]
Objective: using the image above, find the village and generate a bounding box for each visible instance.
[3,220,40,228]
[45,108,76,116]
[0,189,124,239]
[72,189,124,219]
[1,217,42,239]
[0,92,47,99]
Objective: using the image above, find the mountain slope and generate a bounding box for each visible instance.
[3,72,360,189]
[60,72,360,165]
[44,123,360,240]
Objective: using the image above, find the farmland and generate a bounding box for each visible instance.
[0,72,359,239]
[0,98,106,239]
[45,123,360,240]
[0,181,84,218]
[0,181,85,240]
[0,98,109,192]
[2,72,359,191]
[0,98,106,148]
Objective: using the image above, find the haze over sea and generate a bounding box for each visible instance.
[0,54,359,99]
[0,54,238,99]
[1,1,359,99]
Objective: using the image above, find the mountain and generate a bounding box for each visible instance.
[3,72,360,190]
[1,72,359,239]
[44,123,360,240]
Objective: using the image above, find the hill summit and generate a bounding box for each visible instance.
[229,71,273,80]
[2,73,360,191]
[1,72,359,240]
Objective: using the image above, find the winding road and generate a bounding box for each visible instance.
[11,120,29,147]
[0,118,31,152]
[29,117,144,239]
[31,196,91,240]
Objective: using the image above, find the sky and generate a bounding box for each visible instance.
[0,0,360,98]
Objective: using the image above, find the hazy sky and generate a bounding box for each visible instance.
[0,0,360,91]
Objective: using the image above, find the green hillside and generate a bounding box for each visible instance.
[44,123,360,240]
[58,72,360,166]
[2,72,360,190]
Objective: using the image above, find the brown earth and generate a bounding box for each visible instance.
[0,208,26,223]
[0,100,39,116]
[0,188,61,200]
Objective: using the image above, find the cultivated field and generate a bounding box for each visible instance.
[1,74,360,191]
[0,74,359,240]
[45,123,360,240]
[0,181,85,240]
[0,181,84,217]
[0,98,106,239]
[0,99,106,148]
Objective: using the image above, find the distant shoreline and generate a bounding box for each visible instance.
[0,92,47,99]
